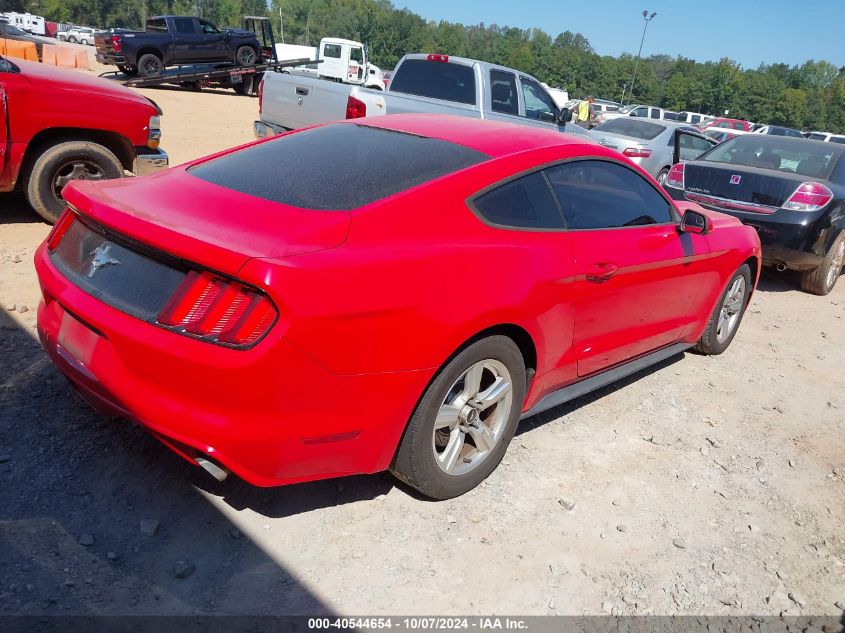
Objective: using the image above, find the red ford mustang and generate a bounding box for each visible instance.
[35,114,761,499]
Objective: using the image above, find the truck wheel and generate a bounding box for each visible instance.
[67,35,77,43]
[26,141,123,224]
[236,46,257,66]
[800,233,845,296]
[138,53,164,77]
[117,64,138,76]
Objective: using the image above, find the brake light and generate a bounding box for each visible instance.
[111,35,122,53]
[622,147,652,158]
[258,77,264,114]
[345,95,366,119]
[781,182,833,212]
[46,209,76,251]
[157,271,277,348]
[427,54,449,63]
[665,163,685,189]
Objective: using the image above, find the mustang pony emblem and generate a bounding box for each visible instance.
[87,244,120,278]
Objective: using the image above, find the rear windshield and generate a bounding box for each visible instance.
[188,123,489,210]
[701,135,840,179]
[593,118,666,140]
[389,59,476,105]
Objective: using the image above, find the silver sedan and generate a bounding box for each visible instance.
[588,118,716,184]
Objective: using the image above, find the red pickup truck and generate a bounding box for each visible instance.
[0,56,168,223]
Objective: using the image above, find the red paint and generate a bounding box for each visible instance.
[0,59,158,192]
[35,115,761,488]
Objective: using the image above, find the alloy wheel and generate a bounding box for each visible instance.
[432,359,513,476]
[716,276,746,344]
[52,160,105,200]
[826,239,845,290]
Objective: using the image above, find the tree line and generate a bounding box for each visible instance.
[4,0,844,132]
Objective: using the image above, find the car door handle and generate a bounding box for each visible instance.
[585,263,619,282]
[296,87,309,96]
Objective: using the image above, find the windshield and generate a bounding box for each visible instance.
[593,118,666,140]
[701,135,839,179]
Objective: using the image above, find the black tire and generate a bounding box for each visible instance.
[67,35,77,43]
[695,264,752,355]
[800,233,845,296]
[117,64,138,76]
[25,141,123,224]
[236,45,257,66]
[138,53,164,77]
[656,167,670,186]
[391,336,527,499]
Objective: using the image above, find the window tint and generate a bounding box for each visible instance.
[702,135,840,179]
[730,122,744,130]
[390,59,476,105]
[521,77,555,121]
[173,18,196,34]
[691,115,701,124]
[831,136,845,145]
[545,160,673,229]
[807,133,827,141]
[490,69,518,115]
[324,43,342,58]
[474,172,563,229]
[146,18,167,32]
[594,118,666,140]
[650,108,661,119]
[199,19,218,34]
[632,107,648,117]
[189,124,489,210]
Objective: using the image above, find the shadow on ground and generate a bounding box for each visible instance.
[0,307,338,616]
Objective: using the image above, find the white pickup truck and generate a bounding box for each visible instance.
[254,53,587,137]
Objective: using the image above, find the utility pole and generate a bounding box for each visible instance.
[621,10,657,105]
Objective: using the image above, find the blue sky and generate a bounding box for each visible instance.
[397,0,845,69]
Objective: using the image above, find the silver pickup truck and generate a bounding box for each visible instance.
[254,53,588,137]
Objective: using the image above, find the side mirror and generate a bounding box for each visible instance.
[559,107,572,123]
[680,209,710,235]
[539,111,556,123]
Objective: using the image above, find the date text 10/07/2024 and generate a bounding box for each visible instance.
[307,618,529,630]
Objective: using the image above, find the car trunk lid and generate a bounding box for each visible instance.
[62,168,351,277]
[682,163,806,211]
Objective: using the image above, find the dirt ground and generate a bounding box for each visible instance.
[0,47,844,618]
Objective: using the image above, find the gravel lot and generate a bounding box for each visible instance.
[1,58,844,618]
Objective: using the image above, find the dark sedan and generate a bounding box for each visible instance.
[664,135,845,295]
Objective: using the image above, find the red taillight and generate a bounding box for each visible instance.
[622,147,652,158]
[345,95,366,119]
[782,182,833,212]
[46,209,75,251]
[665,163,685,189]
[111,35,122,53]
[427,54,449,63]
[158,271,277,348]
[258,77,264,114]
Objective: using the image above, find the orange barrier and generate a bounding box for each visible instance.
[0,39,38,62]
[41,43,58,66]
[74,49,89,70]
[56,46,77,69]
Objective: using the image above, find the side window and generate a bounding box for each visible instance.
[474,172,564,229]
[199,20,219,34]
[650,108,661,119]
[731,122,744,130]
[173,18,196,34]
[349,47,364,64]
[324,44,342,58]
[544,160,673,230]
[147,18,168,32]
[631,107,647,117]
[520,77,556,121]
[490,69,518,115]
[690,115,701,124]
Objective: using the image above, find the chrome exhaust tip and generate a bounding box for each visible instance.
[195,457,229,482]
[776,263,787,272]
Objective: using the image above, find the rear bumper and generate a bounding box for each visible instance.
[668,187,832,271]
[96,52,128,65]
[253,120,287,139]
[34,243,427,487]
[131,148,169,177]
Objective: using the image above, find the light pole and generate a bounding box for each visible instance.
[621,10,657,105]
